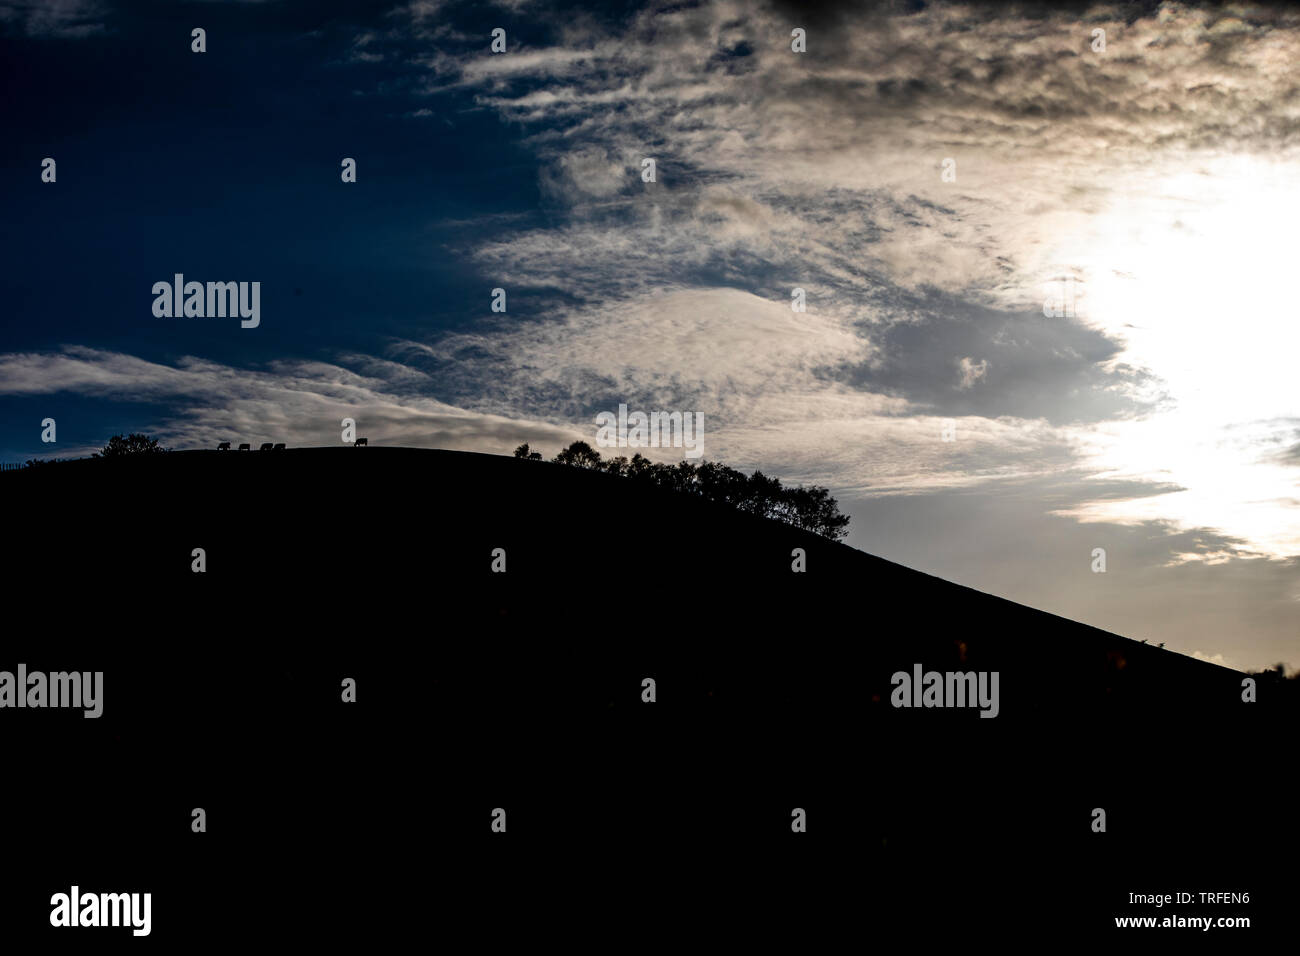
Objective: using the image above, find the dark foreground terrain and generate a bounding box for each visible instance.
[1,448,1290,945]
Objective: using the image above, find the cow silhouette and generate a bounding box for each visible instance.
[259,443,274,451]
[217,441,231,451]
[354,437,368,447]
[238,443,251,451]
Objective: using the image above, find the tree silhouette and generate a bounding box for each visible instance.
[552,440,605,470]
[781,485,851,539]
[96,433,167,458]
[545,440,851,540]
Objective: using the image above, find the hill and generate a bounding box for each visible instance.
[1,447,1288,942]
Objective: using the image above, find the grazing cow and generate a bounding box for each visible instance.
[259,442,274,451]
[217,442,231,451]
[273,443,286,450]
[354,437,368,447]
[238,443,251,451]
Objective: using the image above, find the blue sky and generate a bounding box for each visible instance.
[2,0,1297,670]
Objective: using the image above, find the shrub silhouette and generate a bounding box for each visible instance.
[96,433,168,458]
[546,441,850,541]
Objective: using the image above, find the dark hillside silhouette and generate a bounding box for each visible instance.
[5,446,1288,725]
[2,447,1289,938]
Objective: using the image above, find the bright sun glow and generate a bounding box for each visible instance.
[1049,155,1300,557]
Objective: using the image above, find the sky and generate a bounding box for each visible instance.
[2,0,1297,671]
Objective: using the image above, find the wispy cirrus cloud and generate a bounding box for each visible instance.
[0,346,578,458]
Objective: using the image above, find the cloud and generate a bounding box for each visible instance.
[843,472,1299,672]
[347,0,1300,557]
[351,31,385,63]
[957,356,989,390]
[539,146,628,200]
[0,0,106,37]
[387,285,1089,491]
[0,346,580,458]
